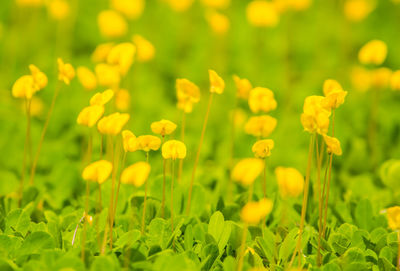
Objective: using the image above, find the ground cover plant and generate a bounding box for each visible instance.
[1,0,400,270]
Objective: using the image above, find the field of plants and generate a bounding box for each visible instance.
[1,0,400,270]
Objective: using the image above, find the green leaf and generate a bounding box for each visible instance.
[184,224,194,251]
[90,255,117,271]
[17,231,55,257]
[114,229,141,249]
[278,228,298,262]
[5,208,30,236]
[355,199,373,231]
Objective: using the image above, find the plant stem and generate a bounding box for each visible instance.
[187,93,214,215]
[236,223,248,271]
[162,158,166,218]
[109,137,121,249]
[141,152,149,235]
[178,111,186,183]
[171,160,175,231]
[397,231,400,271]
[19,98,31,207]
[114,151,126,221]
[262,158,267,198]
[316,136,324,266]
[81,180,89,261]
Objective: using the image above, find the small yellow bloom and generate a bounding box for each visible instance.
[231,158,264,186]
[98,10,128,39]
[77,66,97,91]
[90,89,114,106]
[12,75,38,100]
[371,67,392,89]
[132,35,155,62]
[205,10,230,35]
[240,198,273,224]
[176,78,201,113]
[136,135,161,152]
[321,79,347,110]
[358,40,387,66]
[111,0,144,20]
[209,69,225,94]
[344,0,374,22]
[162,140,187,160]
[57,58,75,85]
[275,167,304,198]
[252,139,274,158]
[201,0,230,9]
[82,160,113,184]
[351,66,371,92]
[121,162,151,187]
[47,0,70,20]
[115,88,131,111]
[244,115,277,138]
[300,96,331,135]
[387,206,400,230]
[77,105,105,128]
[97,112,130,135]
[95,63,121,88]
[122,130,138,152]
[29,64,48,90]
[248,87,277,113]
[107,42,136,76]
[166,0,194,12]
[91,43,115,63]
[246,0,279,27]
[86,214,93,225]
[233,75,252,100]
[323,135,343,156]
[390,70,400,91]
[151,120,177,137]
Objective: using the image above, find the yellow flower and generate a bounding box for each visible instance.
[201,0,230,9]
[97,112,130,135]
[246,0,279,27]
[47,0,70,20]
[115,88,131,111]
[82,160,113,184]
[351,66,371,92]
[12,75,38,100]
[107,42,136,76]
[205,10,230,35]
[122,130,138,152]
[387,206,400,230]
[77,105,105,128]
[132,35,155,62]
[233,75,252,100]
[248,87,277,113]
[176,78,201,113]
[209,69,225,94]
[121,162,151,187]
[136,135,161,152]
[166,0,194,12]
[91,43,115,63]
[97,10,127,39]
[323,135,343,156]
[344,0,375,22]
[151,120,177,136]
[244,115,277,138]
[321,79,347,110]
[90,89,114,106]
[240,198,273,224]
[77,66,97,91]
[300,96,331,135]
[358,40,387,66]
[162,140,187,160]
[231,158,264,186]
[57,58,75,85]
[390,70,400,91]
[111,0,144,20]
[252,139,274,158]
[371,67,392,89]
[29,64,48,90]
[275,167,304,198]
[95,63,121,88]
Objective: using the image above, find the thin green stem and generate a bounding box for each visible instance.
[19,98,31,207]
[236,223,248,271]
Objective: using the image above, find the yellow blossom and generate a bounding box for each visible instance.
[151,120,177,136]
[248,87,277,113]
[209,69,225,94]
[90,89,114,106]
[111,0,144,20]
[231,158,264,186]
[132,35,155,62]
[240,198,273,224]
[344,0,375,22]
[91,43,115,63]
[300,96,331,135]
[47,0,70,20]
[107,42,136,76]
[244,115,277,138]
[12,75,38,100]
[122,130,138,152]
[162,140,187,160]
[387,206,400,230]
[136,135,161,152]
[57,58,75,85]
[121,162,151,187]
[201,0,230,9]
[29,64,48,90]
[371,67,392,89]
[205,10,230,35]
[321,79,347,110]
[275,167,304,198]
[390,70,400,91]
[233,75,252,100]
[98,10,127,39]
[323,135,343,156]
[351,66,371,92]
[95,63,121,88]
[115,89,131,111]
[82,160,113,184]
[97,112,130,135]
[246,1,279,27]
[358,40,387,65]
[166,0,194,12]
[77,66,97,91]
[176,78,201,113]
[77,105,105,128]
[252,139,274,158]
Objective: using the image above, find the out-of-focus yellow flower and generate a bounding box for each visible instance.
[77,105,105,128]
[90,89,114,106]
[300,96,331,135]
[115,88,131,111]
[98,10,128,39]
[121,162,151,187]
[241,198,273,224]
[371,67,392,89]
[275,167,304,198]
[205,10,230,35]
[390,70,400,91]
[12,75,38,99]
[166,0,194,12]
[248,87,277,113]
[107,42,136,76]
[57,58,75,85]
[111,0,144,20]
[351,66,371,92]
[77,66,97,91]
[47,0,70,20]
[252,139,274,158]
[246,1,279,28]
[97,112,130,135]
[231,108,247,128]
[358,40,387,66]
[244,115,277,138]
[176,78,201,113]
[201,0,230,9]
[82,160,113,184]
[233,75,252,100]
[232,158,264,186]
[29,64,48,90]
[132,35,155,62]
[162,140,187,160]
[16,0,43,7]
[122,130,138,152]
[387,206,400,230]
[137,135,161,152]
[209,69,225,94]
[91,43,115,63]
[323,135,343,156]
[344,0,375,22]
[95,63,121,88]
[151,120,177,137]
[274,0,312,12]
[321,79,347,110]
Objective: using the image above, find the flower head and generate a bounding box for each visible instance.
[176,78,200,113]
[115,89,131,111]
[132,35,155,62]
[122,130,138,152]
[98,10,127,39]
[358,40,387,65]
[209,69,225,94]
[121,162,151,187]
[344,0,375,22]
[244,115,277,138]
[77,66,97,91]
[107,42,136,76]
[323,135,342,156]
[275,167,304,198]
[12,75,38,99]
[29,64,48,90]
[241,198,273,224]
[387,206,400,230]
[77,105,105,128]
[201,0,230,9]
[205,10,230,35]
[90,89,114,106]
[97,112,130,135]
[151,120,177,137]
[92,43,115,63]
[162,140,187,160]
[136,135,161,152]
[233,75,252,100]
[82,160,113,184]
[390,70,400,91]
[111,0,144,20]
[57,58,75,85]
[95,63,121,88]
[246,1,279,27]
[231,158,264,186]
[248,87,277,113]
[371,67,392,89]
[321,79,348,110]
[300,96,331,135]
[252,139,274,158]
[47,0,70,20]
[166,0,194,12]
